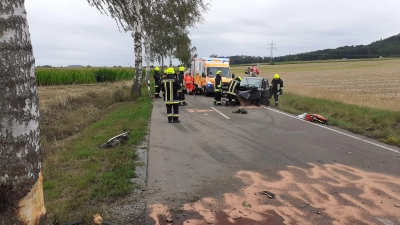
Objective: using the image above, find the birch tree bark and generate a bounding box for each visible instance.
[0,1,51,224]
[144,35,151,85]
[130,0,143,97]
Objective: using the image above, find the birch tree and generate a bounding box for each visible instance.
[0,1,51,224]
[90,0,209,96]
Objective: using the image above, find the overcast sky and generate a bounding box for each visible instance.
[25,0,400,67]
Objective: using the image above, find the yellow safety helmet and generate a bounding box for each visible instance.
[274,74,280,80]
[168,68,175,75]
[163,69,168,74]
[238,76,242,81]
[216,70,222,75]
[179,66,185,72]
[154,66,160,71]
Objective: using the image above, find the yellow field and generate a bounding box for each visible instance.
[231,59,400,111]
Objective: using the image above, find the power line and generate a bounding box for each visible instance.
[267,41,277,63]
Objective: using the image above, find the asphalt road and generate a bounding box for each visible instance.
[145,94,400,225]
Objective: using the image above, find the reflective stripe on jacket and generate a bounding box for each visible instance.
[226,79,240,95]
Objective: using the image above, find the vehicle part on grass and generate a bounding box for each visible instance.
[99,131,130,148]
[304,114,328,124]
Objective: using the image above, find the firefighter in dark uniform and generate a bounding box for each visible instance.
[161,68,181,123]
[225,76,242,106]
[153,66,161,98]
[177,66,187,106]
[267,74,284,107]
[214,70,223,105]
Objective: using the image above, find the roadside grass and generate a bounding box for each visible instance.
[40,82,153,223]
[278,93,400,147]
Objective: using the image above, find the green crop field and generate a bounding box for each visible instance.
[35,67,137,86]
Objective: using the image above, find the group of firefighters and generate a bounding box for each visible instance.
[153,66,284,123]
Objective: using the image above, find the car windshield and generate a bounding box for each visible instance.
[241,78,261,87]
[207,67,231,78]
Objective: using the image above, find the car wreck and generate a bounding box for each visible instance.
[237,77,270,106]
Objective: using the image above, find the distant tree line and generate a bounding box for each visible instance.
[229,33,400,65]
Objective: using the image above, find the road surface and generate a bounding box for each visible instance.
[145,94,400,225]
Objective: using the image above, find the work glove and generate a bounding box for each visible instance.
[279,89,283,95]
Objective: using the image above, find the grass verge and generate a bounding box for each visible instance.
[41,83,152,224]
[278,92,400,147]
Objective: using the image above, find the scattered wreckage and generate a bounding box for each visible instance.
[297,113,328,124]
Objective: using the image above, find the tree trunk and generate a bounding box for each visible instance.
[130,1,143,97]
[161,57,165,74]
[169,54,173,67]
[144,35,151,86]
[0,1,51,224]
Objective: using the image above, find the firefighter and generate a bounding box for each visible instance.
[153,66,161,98]
[267,74,284,107]
[178,66,187,106]
[214,70,223,105]
[225,76,242,106]
[160,68,181,123]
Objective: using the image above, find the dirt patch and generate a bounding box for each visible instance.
[149,163,400,224]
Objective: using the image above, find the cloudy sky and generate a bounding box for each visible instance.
[25,0,400,67]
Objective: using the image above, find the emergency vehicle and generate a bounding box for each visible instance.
[190,57,233,96]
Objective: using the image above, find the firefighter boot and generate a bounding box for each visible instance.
[275,102,279,107]
[266,99,270,106]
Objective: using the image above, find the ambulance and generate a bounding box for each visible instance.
[190,57,233,96]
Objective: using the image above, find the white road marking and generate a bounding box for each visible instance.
[265,107,400,154]
[211,107,231,120]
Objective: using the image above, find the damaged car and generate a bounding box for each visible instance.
[237,77,270,106]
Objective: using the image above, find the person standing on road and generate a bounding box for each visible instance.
[225,76,242,106]
[153,66,161,98]
[267,74,284,107]
[214,70,223,105]
[178,66,187,106]
[160,68,181,123]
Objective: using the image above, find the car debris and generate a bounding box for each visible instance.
[260,190,275,199]
[99,131,130,148]
[297,113,328,124]
[232,108,248,114]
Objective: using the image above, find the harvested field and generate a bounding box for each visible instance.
[231,59,400,111]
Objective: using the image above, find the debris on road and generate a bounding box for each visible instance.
[99,131,130,148]
[260,190,275,199]
[394,204,400,208]
[297,113,328,124]
[232,108,248,114]
[165,216,173,223]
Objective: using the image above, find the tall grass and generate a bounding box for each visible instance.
[35,67,146,86]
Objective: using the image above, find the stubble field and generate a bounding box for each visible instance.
[231,59,400,112]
